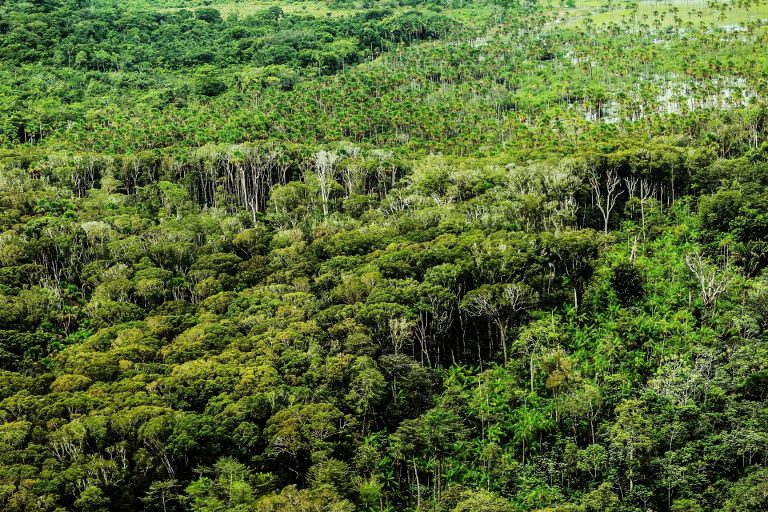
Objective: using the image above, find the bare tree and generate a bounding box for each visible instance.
[388,317,414,356]
[340,144,363,198]
[591,170,624,234]
[639,178,656,231]
[549,196,578,234]
[624,176,638,198]
[461,283,537,365]
[415,292,455,367]
[685,252,732,313]
[313,150,339,217]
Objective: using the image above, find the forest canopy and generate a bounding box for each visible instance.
[1,0,768,510]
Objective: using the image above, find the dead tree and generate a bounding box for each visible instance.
[313,150,339,217]
[591,170,624,234]
[685,252,731,313]
[639,178,656,231]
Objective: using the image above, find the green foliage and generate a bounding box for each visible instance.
[0,0,767,510]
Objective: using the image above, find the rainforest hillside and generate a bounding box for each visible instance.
[1,0,768,510]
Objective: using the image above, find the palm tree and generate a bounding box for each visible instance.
[512,403,551,465]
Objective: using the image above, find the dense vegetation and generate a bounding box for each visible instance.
[1,0,768,510]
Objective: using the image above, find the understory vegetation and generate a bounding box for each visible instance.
[1,0,768,510]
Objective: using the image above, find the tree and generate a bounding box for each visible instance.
[671,499,703,512]
[451,490,515,512]
[143,480,180,512]
[74,486,110,512]
[194,65,227,97]
[345,357,386,436]
[545,230,603,312]
[312,150,340,217]
[158,181,193,220]
[264,403,346,477]
[609,400,655,494]
[591,169,624,235]
[685,251,732,313]
[253,485,354,512]
[460,282,537,365]
[577,443,608,481]
[611,262,645,306]
[720,468,768,512]
[184,458,262,511]
[581,482,619,512]
[512,402,551,465]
